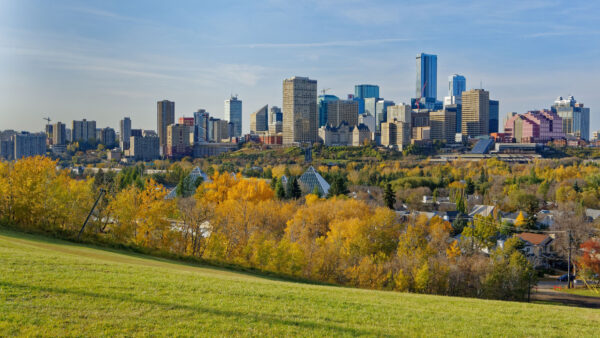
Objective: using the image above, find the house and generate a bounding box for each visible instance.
[585,209,600,221]
[468,205,496,218]
[517,232,554,268]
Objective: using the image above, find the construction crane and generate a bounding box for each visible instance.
[415,80,427,110]
[43,117,51,124]
[320,88,331,95]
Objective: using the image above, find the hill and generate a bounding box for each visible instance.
[1,229,599,336]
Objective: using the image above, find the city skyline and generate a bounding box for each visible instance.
[0,0,599,133]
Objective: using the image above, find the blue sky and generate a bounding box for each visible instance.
[0,0,598,134]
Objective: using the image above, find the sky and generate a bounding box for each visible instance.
[0,0,599,134]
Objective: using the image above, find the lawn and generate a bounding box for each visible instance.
[1,229,599,336]
[561,288,600,298]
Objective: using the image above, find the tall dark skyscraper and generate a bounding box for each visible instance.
[120,117,131,150]
[416,53,437,100]
[489,100,499,134]
[157,100,175,155]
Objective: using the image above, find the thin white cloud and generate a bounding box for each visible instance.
[231,38,412,48]
[67,6,149,24]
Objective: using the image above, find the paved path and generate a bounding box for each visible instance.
[533,281,600,308]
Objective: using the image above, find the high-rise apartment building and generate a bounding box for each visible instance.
[71,119,96,142]
[120,117,131,150]
[326,100,359,127]
[14,132,46,159]
[551,96,590,140]
[461,89,489,138]
[100,127,117,147]
[157,100,175,155]
[416,53,437,100]
[224,95,242,137]
[489,100,499,133]
[52,122,66,146]
[282,76,318,145]
[354,84,380,99]
[166,124,192,158]
[318,94,339,127]
[250,105,269,133]
[430,110,457,143]
[380,120,411,150]
[129,135,160,161]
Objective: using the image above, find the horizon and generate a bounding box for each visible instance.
[1,0,598,134]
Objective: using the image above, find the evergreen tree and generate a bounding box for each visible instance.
[383,183,396,209]
[573,181,581,193]
[290,177,302,199]
[465,178,475,195]
[328,175,349,197]
[285,176,294,199]
[275,179,286,200]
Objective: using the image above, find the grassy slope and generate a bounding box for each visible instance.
[1,229,599,336]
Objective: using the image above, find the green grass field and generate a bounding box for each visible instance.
[1,229,600,336]
[561,288,600,298]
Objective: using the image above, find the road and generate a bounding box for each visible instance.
[533,280,600,308]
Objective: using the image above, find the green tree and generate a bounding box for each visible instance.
[328,175,349,197]
[383,183,396,209]
[275,179,286,200]
[290,177,302,199]
[311,185,322,198]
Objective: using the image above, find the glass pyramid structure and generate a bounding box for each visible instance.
[298,166,330,196]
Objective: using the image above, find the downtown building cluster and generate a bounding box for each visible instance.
[0,52,593,161]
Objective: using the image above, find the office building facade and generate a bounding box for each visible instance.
[129,135,160,161]
[326,100,358,127]
[430,110,457,143]
[282,76,318,145]
[157,100,175,155]
[250,105,269,133]
[375,99,395,131]
[354,84,379,99]
[461,89,489,138]
[120,117,132,150]
[193,109,210,143]
[318,94,339,127]
[166,124,192,158]
[416,53,437,100]
[381,120,411,150]
[551,96,590,140]
[224,95,242,137]
[489,100,499,133]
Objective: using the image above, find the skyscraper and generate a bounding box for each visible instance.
[489,100,499,133]
[448,74,466,97]
[282,76,318,145]
[326,100,359,127]
[71,119,96,142]
[430,110,457,143]
[250,105,269,133]
[416,53,437,101]
[375,99,395,131]
[14,132,46,159]
[157,100,175,155]
[318,94,339,127]
[52,122,66,146]
[120,117,131,150]
[224,95,242,137]
[193,109,210,143]
[461,89,489,138]
[552,96,590,140]
[354,85,379,99]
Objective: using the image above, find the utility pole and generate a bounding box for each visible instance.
[77,188,105,240]
[567,229,572,289]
